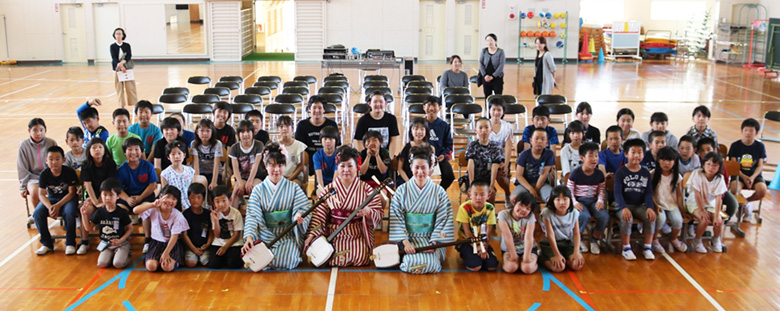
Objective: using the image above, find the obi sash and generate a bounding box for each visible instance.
[264,209,292,229]
[329,208,363,226]
[405,212,435,234]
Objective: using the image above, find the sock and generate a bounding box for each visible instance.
[145,237,152,244]
[643,243,651,250]
[622,244,631,251]
[80,240,89,246]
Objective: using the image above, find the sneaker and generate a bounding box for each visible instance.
[694,241,708,253]
[35,246,51,255]
[622,247,636,261]
[77,244,89,255]
[580,242,589,253]
[590,241,601,255]
[652,240,664,253]
[671,240,688,253]
[687,225,695,237]
[143,243,149,254]
[65,245,76,255]
[27,215,35,225]
[643,248,655,260]
[661,223,672,234]
[712,238,723,253]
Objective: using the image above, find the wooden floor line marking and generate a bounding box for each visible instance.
[662,252,725,311]
[325,267,338,311]
[0,221,57,271]
[68,268,106,306]
[567,271,596,308]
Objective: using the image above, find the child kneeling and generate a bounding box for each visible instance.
[539,186,584,272]
[81,178,133,268]
[498,192,538,274]
[208,185,244,269]
[456,180,498,272]
[134,186,189,272]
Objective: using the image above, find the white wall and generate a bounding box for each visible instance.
[762,0,779,19]
[326,0,420,57]
[0,0,208,62]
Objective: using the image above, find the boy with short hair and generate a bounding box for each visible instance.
[106,108,140,165]
[567,142,607,255]
[182,183,213,267]
[685,105,718,145]
[563,102,600,144]
[641,112,678,150]
[456,180,498,272]
[64,126,86,170]
[314,126,340,193]
[561,120,585,176]
[76,98,110,148]
[353,91,400,155]
[598,125,627,178]
[522,106,559,150]
[209,185,244,269]
[213,101,236,148]
[512,128,555,205]
[296,96,339,178]
[728,118,767,219]
[614,139,656,261]
[153,117,190,170]
[423,95,455,190]
[116,137,159,253]
[128,100,162,157]
[81,178,133,268]
[245,109,270,145]
[32,146,80,255]
[465,118,504,204]
[678,135,700,175]
[641,130,667,171]
[359,130,391,187]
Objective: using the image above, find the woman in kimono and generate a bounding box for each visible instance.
[305,146,382,266]
[389,145,454,274]
[242,142,311,270]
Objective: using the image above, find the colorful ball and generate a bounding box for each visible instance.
[560,23,567,29]
[537,21,542,28]
[560,33,566,38]
[545,12,552,19]
[527,11,534,19]
[541,31,549,37]
[561,12,567,18]
[520,31,526,37]
[550,31,557,37]
[556,41,564,48]
[534,31,541,37]
[550,23,557,29]
[520,12,526,19]
[554,13,560,19]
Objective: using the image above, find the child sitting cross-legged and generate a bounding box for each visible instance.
[456,180,498,272]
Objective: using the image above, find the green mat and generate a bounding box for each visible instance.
[243,52,295,61]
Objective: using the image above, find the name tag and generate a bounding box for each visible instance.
[113,218,120,230]
[163,222,171,239]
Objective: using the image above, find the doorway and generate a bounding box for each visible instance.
[454,0,479,61]
[61,4,87,63]
[254,0,296,54]
[93,3,119,63]
[418,0,446,61]
[164,4,206,55]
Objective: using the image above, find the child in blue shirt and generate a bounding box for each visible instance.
[614,138,656,261]
[128,100,162,157]
[77,98,110,148]
[116,137,159,253]
[598,125,626,178]
[512,128,555,205]
[640,130,667,171]
[423,96,455,190]
[521,105,559,151]
[314,126,340,194]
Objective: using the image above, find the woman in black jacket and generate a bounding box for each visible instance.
[111,28,137,108]
[478,33,506,98]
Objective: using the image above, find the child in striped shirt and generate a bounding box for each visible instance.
[566,142,607,255]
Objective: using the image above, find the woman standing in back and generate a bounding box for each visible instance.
[478,34,505,98]
[111,28,137,108]
[533,36,557,96]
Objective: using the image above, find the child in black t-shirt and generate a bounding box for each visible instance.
[82,178,133,268]
[32,146,80,256]
[353,91,399,156]
[214,101,237,148]
[153,117,189,170]
[182,183,213,267]
[245,109,270,145]
[728,118,768,219]
[359,130,390,187]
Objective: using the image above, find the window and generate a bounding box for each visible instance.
[580,0,624,25]
[650,1,706,21]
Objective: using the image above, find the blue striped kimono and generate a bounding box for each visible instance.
[389,177,454,274]
[244,178,311,270]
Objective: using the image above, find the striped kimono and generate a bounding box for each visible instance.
[306,178,381,266]
[244,178,311,270]
[389,177,454,274]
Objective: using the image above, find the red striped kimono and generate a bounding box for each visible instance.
[306,178,381,266]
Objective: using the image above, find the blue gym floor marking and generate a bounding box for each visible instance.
[541,269,595,311]
[64,256,144,311]
[526,302,542,311]
[122,301,137,311]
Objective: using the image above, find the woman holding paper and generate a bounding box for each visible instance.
[110,28,137,108]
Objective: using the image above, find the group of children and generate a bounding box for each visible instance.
[18,90,768,273]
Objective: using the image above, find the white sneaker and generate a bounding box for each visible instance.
[694,241,708,253]
[65,245,76,255]
[77,244,89,255]
[661,223,672,234]
[712,238,723,253]
[671,240,688,253]
[643,248,655,260]
[622,248,636,261]
[580,242,589,253]
[590,241,601,255]
[652,240,665,253]
[35,246,51,255]
[143,243,149,254]
[27,215,35,225]
[687,225,695,237]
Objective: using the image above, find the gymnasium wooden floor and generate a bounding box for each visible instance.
[0,59,779,310]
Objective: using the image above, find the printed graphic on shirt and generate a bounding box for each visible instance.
[623,174,649,193]
[739,153,754,171]
[218,218,235,239]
